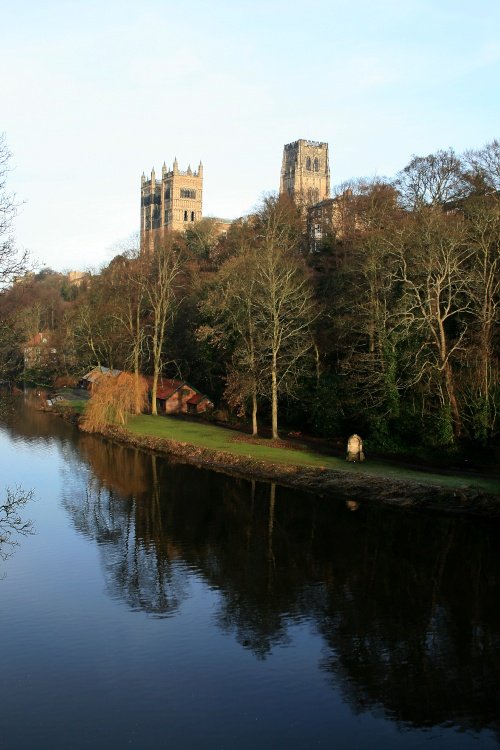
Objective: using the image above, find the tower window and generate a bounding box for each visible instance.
[180,189,196,199]
[164,188,171,200]
[314,157,319,172]
[306,157,312,171]
[184,210,188,221]
[191,211,195,221]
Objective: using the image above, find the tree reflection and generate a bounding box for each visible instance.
[61,428,500,733]
[61,441,188,617]
[0,485,35,561]
[315,511,500,732]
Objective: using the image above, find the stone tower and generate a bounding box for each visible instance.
[141,159,203,251]
[280,139,330,208]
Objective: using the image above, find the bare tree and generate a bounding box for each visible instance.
[332,181,404,418]
[144,235,184,415]
[462,193,500,439]
[254,195,318,439]
[464,140,500,193]
[390,209,472,438]
[395,148,470,210]
[106,244,149,415]
[200,241,262,435]
[0,134,28,289]
[185,217,222,262]
[65,265,128,371]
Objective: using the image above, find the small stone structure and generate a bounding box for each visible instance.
[346,434,365,462]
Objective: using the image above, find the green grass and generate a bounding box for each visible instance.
[53,389,90,415]
[126,414,500,494]
[60,399,87,414]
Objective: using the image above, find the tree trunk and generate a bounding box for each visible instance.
[151,370,158,416]
[251,387,258,437]
[133,303,142,415]
[271,352,278,440]
[443,360,462,438]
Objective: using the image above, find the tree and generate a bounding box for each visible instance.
[82,371,149,432]
[200,236,263,436]
[464,139,500,193]
[461,193,500,440]
[65,265,129,372]
[0,134,27,289]
[390,209,472,440]
[105,244,150,415]
[395,148,470,210]
[326,180,404,441]
[253,195,318,439]
[199,197,316,439]
[185,217,222,263]
[144,235,185,415]
[0,319,23,382]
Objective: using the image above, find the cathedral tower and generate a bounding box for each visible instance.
[280,139,330,208]
[141,159,203,252]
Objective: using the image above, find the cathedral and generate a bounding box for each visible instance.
[279,139,330,207]
[140,139,332,252]
[140,159,203,252]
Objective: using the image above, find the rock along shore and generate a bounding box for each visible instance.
[81,422,500,520]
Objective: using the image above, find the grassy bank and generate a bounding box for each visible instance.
[126,414,500,495]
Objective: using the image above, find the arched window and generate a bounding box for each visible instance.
[184,210,188,221]
[191,211,195,222]
[314,157,319,172]
[306,157,311,171]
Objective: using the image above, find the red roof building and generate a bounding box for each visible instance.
[146,376,213,415]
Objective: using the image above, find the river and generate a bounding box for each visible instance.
[0,398,499,749]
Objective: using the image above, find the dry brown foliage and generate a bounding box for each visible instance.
[82,371,149,432]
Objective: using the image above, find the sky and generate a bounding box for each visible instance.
[2,0,499,272]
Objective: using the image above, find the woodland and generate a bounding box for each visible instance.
[0,137,499,456]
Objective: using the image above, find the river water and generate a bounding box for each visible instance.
[0,398,499,749]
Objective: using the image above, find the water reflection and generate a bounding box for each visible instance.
[4,394,498,740]
[0,485,35,561]
[61,456,188,618]
[316,515,500,732]
[55,427,500,735]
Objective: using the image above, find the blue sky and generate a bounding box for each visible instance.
[2,0,499,271]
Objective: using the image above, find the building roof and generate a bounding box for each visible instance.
[144,376,189,400]
[186,393,210,406]
[25,331,51,347]
[82,366,122,383]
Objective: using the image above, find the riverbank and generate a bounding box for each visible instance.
[78,414,500,519]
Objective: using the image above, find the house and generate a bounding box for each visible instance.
[23,332,57,370]
[80,368,213,416]
[146,376,213,415]
[80,366,122,389]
